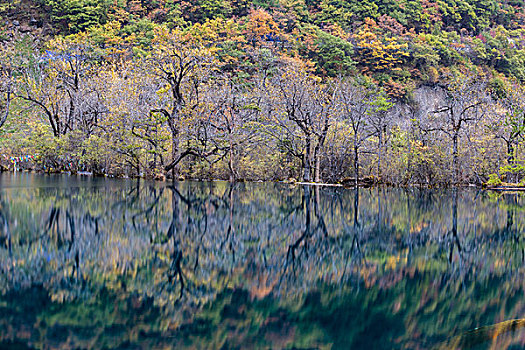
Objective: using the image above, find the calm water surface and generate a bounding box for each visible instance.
[0,173,524,349]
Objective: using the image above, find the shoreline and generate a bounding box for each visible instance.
[0,169,515,190]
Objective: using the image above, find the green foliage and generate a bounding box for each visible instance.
[315,0,378,29]
[488,76,507,99]
[182,0,232,22]
[251,0,277,8]
[77,134,109,172]
[486,173,502,186]
[499,162,525,179]
[44,0,110,33]
[122,18,157,47]
[311,30,355,77]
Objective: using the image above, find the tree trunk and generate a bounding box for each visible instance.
[354,143,359,188]
[0,85,11,130]
[303,138,312,182]
[171,128,179,180]
[228,145,236,182]
[303,156,311,182]
[53,113,61,137]
[507,140,516,183]
[452,131,459,185]
[67,92,76,134]
[353,187,359,228]
[507,141,514,165]
[407,133,412,184]
[377,130,382,182]
[314,151,321,183]
[153,125,158,173]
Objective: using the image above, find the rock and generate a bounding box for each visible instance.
[154,173,166,181]
[19,25,32,33]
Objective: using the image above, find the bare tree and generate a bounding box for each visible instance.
[366,92,393,181]
[490,83,525,182]
[431,71,489,184]
[0,45,13,130]
[206,77,261,181]
[336,78,378,186]
[269,67,336,182]
[16,38,100,137]
[145,29,215,178]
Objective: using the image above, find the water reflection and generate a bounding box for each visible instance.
[0,173,524,349]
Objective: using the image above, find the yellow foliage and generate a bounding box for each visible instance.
[353,18,409,72]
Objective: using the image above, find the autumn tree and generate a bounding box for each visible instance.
[244,9,283,49]
[353,18,409,73]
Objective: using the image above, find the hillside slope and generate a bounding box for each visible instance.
[2,0,525,94]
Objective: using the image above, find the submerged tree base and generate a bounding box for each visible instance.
[0,168,506,189]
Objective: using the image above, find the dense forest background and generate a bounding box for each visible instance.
[1,0,525,185]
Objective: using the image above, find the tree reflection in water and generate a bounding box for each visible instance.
[0,173,524,349]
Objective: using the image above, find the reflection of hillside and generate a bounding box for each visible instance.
[0,174,524,348]
[1,273,524,349]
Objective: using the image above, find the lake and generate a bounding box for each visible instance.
[0,173,524,349]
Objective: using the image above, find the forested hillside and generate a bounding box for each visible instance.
[1,0,525,185]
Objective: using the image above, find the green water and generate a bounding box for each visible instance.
[0,173,524,349]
